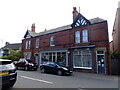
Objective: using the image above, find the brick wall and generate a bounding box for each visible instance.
[22,21,110,74]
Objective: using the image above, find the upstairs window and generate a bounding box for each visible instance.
[75,31,80,43]
[36,39,39,48]
[82,30,88,43]
[26,40,31,49]
[50,36,55,46]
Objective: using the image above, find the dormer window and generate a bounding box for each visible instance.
[50,36,55,46]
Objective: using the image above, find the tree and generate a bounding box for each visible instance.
[0,49,21,61]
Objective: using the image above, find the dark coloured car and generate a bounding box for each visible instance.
[15,58,38,71]
[40,62,72,76]
[0,59,17,89]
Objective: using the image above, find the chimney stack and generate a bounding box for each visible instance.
[5,42,9,46]
[31,23,35,32]
[73,7,78,21]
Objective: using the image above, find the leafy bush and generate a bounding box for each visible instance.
[111,51,120,59]
[1,49,21,61]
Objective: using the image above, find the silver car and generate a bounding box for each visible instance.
[0,59,17,89]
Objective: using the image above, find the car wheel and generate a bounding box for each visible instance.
[58,70,62,76]
[41,68,45,73]
[9,83,15,87]
[24,66,28,71]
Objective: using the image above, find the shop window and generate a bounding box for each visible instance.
[75,31,80,43]
[24,52,31,59]
[74,49,92,69]
[57,52,66,66]
[82,30,88,43]
[41,51,67,66]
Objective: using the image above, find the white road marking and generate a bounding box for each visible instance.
[20,75,53,84]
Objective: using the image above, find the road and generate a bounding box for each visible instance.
[11,70,118,89]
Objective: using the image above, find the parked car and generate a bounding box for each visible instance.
[13,61,18,65]
[40,61,72,76]
[0,59,17,89]
[15,58,38,71]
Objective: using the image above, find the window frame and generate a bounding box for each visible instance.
[73,49,92,69]
[36,39,39,48]
[24,52,31,59]
[50,36,55,46]
[25,40,31,49]
[82,29,88,43]
[75,31,80,43]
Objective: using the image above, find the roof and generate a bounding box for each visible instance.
[36,17,106,36]
[0,59,11,61]
[28,30,39,37]
[38,24,72,36]
[2,43,21,50]
[24,16,106,38]
[89,17,106,24]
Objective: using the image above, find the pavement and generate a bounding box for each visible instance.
[12,70,119,89]
[72,71,119,81]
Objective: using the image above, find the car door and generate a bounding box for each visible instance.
[48,63,58,73]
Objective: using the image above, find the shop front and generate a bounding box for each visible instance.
[71,45,95,72]
[40,49,68,66]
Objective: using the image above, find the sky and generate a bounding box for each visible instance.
[0,0,119,47]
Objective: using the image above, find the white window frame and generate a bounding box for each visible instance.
[82,29,88,43]
[96,50,106,74]
[36,39,39,48]
[73,50,92,69]
[75,31,80,43]
[50,36,55,46]
[26,40,31,49]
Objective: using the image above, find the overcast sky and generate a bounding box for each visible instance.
[0,0,119,47]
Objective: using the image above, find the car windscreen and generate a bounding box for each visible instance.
[55,62,65,67]
[0,61,12,65]
[27,60,32,63]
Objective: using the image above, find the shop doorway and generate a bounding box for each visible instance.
[97,51,105,74]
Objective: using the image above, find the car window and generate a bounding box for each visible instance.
[48,64,54,66]
[19,58,26,62]
[0,61,12,65]
[47,62,57,67]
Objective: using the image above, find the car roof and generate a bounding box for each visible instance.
[0,59,12,61]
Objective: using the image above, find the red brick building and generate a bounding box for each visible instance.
[22,7,110,74]
[110,7,120,53]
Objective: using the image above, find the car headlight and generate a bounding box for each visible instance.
[29,63,34,66]
[7,63,16,69]
[62,67,68,71]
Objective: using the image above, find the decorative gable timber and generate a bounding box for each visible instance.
[24,30,32,39]
[71,13,90,28]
